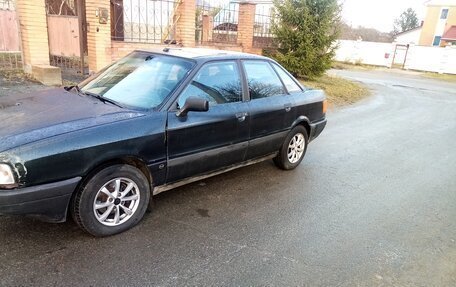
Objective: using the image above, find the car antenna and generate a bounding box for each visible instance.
[163,47,170,52]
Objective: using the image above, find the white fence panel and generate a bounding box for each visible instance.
[335,40,393,67]
[405,46,442,73]
[405,46,456,74]
[335,40,456,75]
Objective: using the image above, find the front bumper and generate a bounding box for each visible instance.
[309,118,327,142]
[0,177,81,223]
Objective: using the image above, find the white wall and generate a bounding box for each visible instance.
[395,28,421,45]
[405,45,456,74]
[335,40,456,74]
[335,40,393,67]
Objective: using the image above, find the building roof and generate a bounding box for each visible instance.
[442,26,456,40]
[395,26,422,37]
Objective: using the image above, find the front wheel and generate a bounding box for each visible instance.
[274,126,308,170]
[71,164,150,237]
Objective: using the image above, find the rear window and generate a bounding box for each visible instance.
[243,60,285,99]
[272,63,302,93]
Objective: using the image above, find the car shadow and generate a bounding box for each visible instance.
[0,159,308,241]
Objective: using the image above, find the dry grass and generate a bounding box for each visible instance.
[422,72,456,83]
[300,74,370,106]
[331,61,376,71]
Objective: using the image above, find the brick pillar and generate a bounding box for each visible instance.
[237,2,256,52]
[16,0,61,85]
[201,14,213,43]
[15,0,50,71]
[86,0,112,73]
[175,0,196,47]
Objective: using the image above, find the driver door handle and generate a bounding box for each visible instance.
[235,112,248,122]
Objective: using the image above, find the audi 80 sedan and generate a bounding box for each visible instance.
[0,48,327,236]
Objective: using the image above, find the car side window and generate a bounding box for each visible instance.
[272,63,302,93]
[177,61,242,108]
[243,60,285,99]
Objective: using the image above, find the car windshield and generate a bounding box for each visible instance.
[79,52,194,110]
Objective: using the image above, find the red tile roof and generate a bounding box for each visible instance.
[442,26,456,41]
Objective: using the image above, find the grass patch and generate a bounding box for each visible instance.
[0,69,34,82]
[300,74,370,106]
[331,61,376,71]
[421,72,456,83]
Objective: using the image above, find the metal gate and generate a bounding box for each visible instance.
[45,0,88,79]
[391,44,410,69]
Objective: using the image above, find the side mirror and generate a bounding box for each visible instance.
[176,96,209,117]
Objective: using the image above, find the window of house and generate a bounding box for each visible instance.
[243,61,285,99]
[433,36,442,46]
[177,61,242,107]
[441,9,449,19]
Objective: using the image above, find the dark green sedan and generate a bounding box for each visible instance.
[0,48,327,236]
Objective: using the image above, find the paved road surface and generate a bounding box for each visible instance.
[1,69,455,286]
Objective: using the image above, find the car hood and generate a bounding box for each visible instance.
[0,88,145,152]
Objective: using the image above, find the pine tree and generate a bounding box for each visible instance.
[271,0,341,79]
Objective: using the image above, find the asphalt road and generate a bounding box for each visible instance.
[1,69,455,286]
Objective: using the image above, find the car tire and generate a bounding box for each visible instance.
[71,164,150,237]
[274,126,308,170]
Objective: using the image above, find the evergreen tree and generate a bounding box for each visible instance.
[270,0,341,78]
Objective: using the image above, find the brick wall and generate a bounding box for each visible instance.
[86,0,111,73]
[111,41,167,61]
[175,0,196,47]
[15,0,50,72]
[237,2,256,51]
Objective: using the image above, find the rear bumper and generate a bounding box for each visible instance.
[309,118,327,142]
[0,177,81,223]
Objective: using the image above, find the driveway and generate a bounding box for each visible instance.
[1,69,455,286]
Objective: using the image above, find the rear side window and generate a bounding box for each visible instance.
[272,63,302,93]
[177,61,242,107]
[243,61,285,99]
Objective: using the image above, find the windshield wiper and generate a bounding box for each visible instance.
[84,91,125,109]
[64,85,85,97]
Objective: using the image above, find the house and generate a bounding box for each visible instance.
[395,26,422,44]
[441,25,456,44]
[419,0,456,46]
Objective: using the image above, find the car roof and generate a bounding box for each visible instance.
[134,47,270,61]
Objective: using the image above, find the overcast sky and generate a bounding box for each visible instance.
[340,0,428,32]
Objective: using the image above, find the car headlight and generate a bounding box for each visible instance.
[0,164,16,186]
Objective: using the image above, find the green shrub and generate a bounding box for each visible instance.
[271,0,341,79]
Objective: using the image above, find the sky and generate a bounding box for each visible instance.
[340,0,428,32]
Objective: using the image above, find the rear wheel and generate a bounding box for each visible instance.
[71,164,150,237]
[274,126,308,170]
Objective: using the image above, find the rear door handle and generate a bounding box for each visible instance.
[284,104,292,112]
[235,112,248,122]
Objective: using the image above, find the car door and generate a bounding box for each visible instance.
[242,60,296,159]
[166,60,250,183]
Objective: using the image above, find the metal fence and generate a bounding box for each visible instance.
[0,52,22,70]
[253,4,275,48]
[111,0,179,43]
[196,2,239,45]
